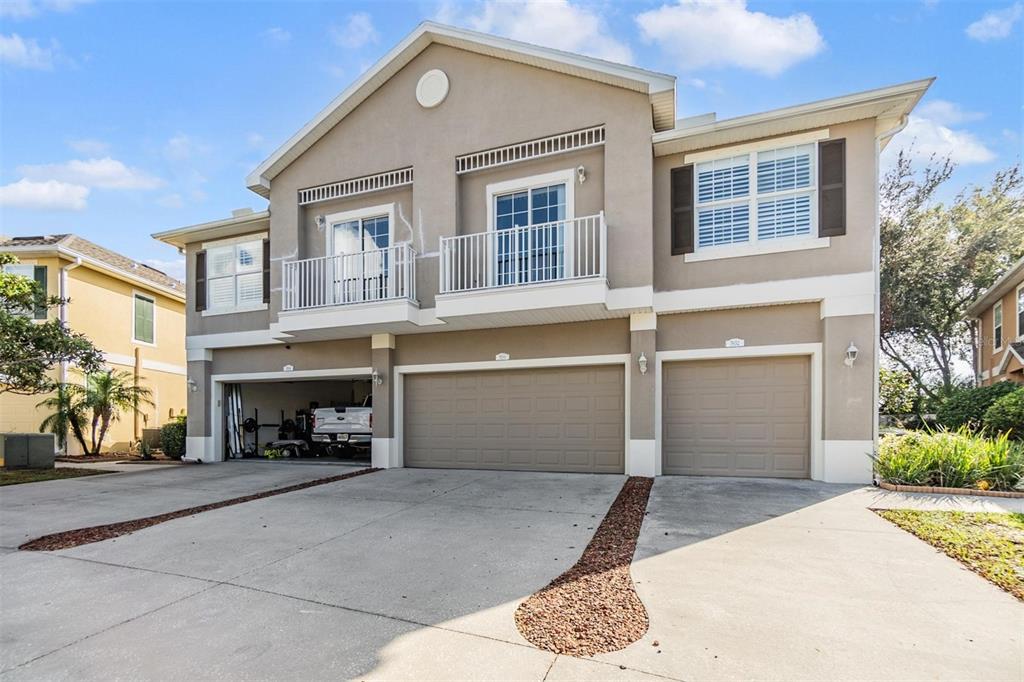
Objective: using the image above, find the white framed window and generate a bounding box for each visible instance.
[204,237,265,314]
[132,292,155,345]
[485,169,576,285]
[326,203,393,257]
[686,134,830,262]
[1016,283,1023,341]
[993,300,1003,351]
[2,263,47,320]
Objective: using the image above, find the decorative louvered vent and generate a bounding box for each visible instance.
[297,167,414,206]
[455,125,605,175]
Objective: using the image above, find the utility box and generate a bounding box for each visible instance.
[0,433,56,469]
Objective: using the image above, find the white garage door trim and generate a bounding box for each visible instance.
[209,366,373,462]
[655,344,822,480]
[394,354,631,471]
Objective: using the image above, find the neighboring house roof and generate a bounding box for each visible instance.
[152,209,270,249]
[966,256,1024,318]
[652,78,933,157]
[245,21,677,198]
[995,341,1024,376]
[0,233,184,300]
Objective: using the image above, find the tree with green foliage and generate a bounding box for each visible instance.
[880,154,1024,403]
[878,367,918,418]
[935,382,1020,431]
[37,371,154,455]
[0,253,103,395]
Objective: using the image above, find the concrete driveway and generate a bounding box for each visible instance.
[1,464,1021,680]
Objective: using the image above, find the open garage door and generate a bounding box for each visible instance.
[404,365,624,473]
[662,356,810,478]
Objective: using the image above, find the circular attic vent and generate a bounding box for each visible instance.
[416,69,450,109]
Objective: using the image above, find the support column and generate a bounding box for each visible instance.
[370,333,399,469]
[186,348,214,462]
[627,312,657,477]
[821,312,875,483]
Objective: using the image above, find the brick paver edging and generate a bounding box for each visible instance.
[19,467,380,551]
[877,481,1024,498]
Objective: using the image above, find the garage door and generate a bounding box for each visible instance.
[404,366,624,473]
[663,356,810,478]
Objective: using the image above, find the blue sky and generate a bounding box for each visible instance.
[1,0,1021,281]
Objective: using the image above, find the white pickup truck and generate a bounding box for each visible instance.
[311,396,372,454]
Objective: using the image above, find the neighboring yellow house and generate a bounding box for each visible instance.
[0,234,187,453]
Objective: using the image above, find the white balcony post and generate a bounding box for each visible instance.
[599,211,607,278]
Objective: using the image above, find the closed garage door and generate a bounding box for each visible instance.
[404,365,624,473]
[663,356,810,478]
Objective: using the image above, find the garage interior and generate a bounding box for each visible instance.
[224,377,372,461]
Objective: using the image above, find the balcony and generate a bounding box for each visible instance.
[274,243,420,340]
[436,213,611,322]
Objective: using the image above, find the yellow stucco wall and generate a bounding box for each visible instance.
[0,254,187,452]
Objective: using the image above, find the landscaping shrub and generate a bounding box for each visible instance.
[159,416,186,458]
[984,389,1024,438]
[873,428,1024,491]
[935,382,1020,431]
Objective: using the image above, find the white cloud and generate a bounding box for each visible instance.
[331,12,379,49]
[0,0,92,19]
[456,0,633,64]
[246,132,265,148]
[18,157,163,190]
[164,133,210,161]
[685,77,707,89]
[144,258,185,281]
[885,115,996,167]
[636,0,824,76]
[0,33,59,69]
[915,99,986,126]
[67,138,109,155]
[262,27,291,45]
[0,179,88,210]
[966,3,1022,41]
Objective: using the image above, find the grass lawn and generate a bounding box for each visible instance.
[876,510,1024,601]
[0,467,114,486]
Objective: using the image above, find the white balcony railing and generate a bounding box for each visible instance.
[282,243,417,311]
[439,213,606,295]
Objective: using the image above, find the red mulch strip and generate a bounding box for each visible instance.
[19,467,379,551]
[514,476,654,657]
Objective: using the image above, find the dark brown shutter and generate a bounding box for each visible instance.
[32,265,47,320]
[818,138,846,237]
[195,250,207,312]
[262,238,271,304]
[670,164,695,255]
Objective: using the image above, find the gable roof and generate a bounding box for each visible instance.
[245,21,676,198]
[0,233,184,299]
[966,256,1024,318]
[995,342,1024,376]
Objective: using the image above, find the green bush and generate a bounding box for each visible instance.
[935,382,1019,431]
[159,416,186,458]
[984,389,1024,438]
[873,428,1024,491]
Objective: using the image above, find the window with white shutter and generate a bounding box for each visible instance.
[204,238,265,312]
[693,142,818,252]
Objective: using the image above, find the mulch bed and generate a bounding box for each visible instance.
[20,467,379,551]
[514,476,654,657]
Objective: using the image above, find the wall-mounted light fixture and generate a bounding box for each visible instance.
[187,377,198,393]
[371,368,384,387]
[844,342,859,367]
[315,214,326,231]
[576,165,587,184]
[638,352,648,375]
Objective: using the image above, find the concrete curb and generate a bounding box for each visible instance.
[876,481,1024,498]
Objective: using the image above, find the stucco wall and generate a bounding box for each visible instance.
[652,119,877,291]
[977,277,1024,384]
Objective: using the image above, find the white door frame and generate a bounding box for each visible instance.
[393,354,631,472]
[655,343,823,480]
[210,367,373,462]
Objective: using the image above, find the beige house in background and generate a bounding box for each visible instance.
[0,234,187,453]
[155,22,931,482]
[967,257,1024,386]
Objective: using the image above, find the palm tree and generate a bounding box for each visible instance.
[37,383,86,454]
[81,370,153,455]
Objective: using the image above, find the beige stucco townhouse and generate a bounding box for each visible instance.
[967,256,1024,386]
[153,22,931,483]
